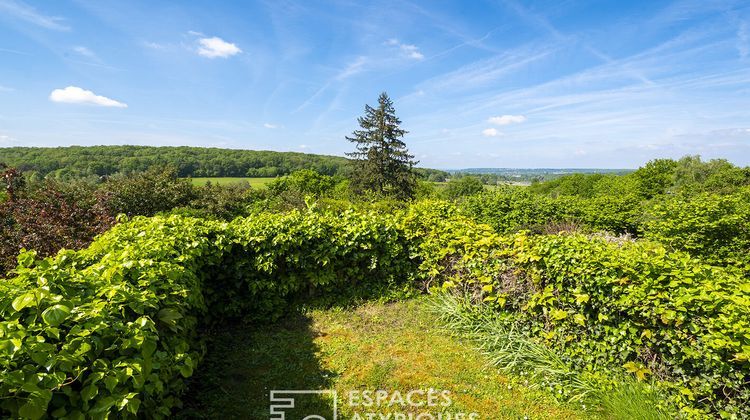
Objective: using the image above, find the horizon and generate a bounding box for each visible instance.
[1,0,749,168]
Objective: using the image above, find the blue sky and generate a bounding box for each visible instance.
[1,0,749,168]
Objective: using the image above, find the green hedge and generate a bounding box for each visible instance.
[460,187,641,235]
[0,210,416,419]
[405,201,750,417]
[2,202,749,418]
[643,188,750,271]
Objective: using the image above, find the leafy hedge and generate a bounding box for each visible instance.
[461,186,750,274]
[2,202,749,418]
[643,188,750,271]
[460,187,641,235]
[405,201,750,417]
[0,210,415,419]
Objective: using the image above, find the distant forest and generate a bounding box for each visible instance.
[0,145,447,180]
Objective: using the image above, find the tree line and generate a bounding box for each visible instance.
[0,144,446,182]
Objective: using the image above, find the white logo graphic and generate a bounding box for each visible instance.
[269,390,338,420]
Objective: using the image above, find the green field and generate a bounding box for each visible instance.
[187,177,276,188]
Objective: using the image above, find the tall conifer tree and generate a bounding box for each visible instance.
[346,92,418,199]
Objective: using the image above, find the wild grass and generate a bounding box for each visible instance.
[428,292,672,420]
[180,298,585,419]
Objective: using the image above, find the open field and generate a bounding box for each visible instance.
[187,177,276,187]
[179,298,584,419]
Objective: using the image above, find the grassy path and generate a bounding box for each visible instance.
[180,299,585,419]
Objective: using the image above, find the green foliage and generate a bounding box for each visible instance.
[346,92,418,200]
[267,169,337,198]
[507,233,750,417]
[429,293,670,420]
[185,182,257,220]
[0,209,416,418]
[460,187,577,233]
[632,159,678,199]
[0,145,352,179]
[442,176,484,200]
[643,188,750,270]
[401,201,750,417]
[100,166,197,217]
[2,197,749,418]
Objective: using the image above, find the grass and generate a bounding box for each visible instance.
[179,298,585,419]
[186,177,276,188]
[429,293,672,420]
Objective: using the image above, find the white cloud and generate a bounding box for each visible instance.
[197,36,241,58]
[386,38,424,60]
[0,0,69,30]
[337,56,367,80]
[49,86,127,108]
[263,123,278,129]
[401,44,424,60]
[482,128,503,137]
[488,114,527,125]
[299,144,309,149]
[72,46,95,58]
[143,41,166,50]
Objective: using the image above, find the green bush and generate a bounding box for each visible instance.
[643,188,750,270]
[99,167,197,217]
[0,209,417,419]
[441,176,484,200]
[403,201,750,417]
[2,201,749,418]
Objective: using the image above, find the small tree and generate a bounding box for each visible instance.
[346,92,418,200]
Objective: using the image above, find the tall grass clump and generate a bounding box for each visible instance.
[428,292,671,420]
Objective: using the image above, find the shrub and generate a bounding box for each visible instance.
[99,167,196,217]
[403,201,750,417]
[2,201,748,418]
[442,176,484,200]
[0,180,114,277]
[0,210,416,418]
[643,188,750,270]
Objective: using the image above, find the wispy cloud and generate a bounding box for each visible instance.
[0,0,69,30]
[263,123,280,129]
[481,128,502,137]
[196,36,242,58]
[417,44,557,92]
[336,56,368,80]
[49,86,127,108]
[386,38,424,60]
[488,115,527,125]
[143,41,166,50]
[72,46,96,59]
[295,56,368,112]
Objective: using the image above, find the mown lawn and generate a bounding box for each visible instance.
[186,177,276,188]
[179,298,586,419]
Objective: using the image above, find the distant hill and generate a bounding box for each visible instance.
[0,145,447,180]
[448,168,633,183]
